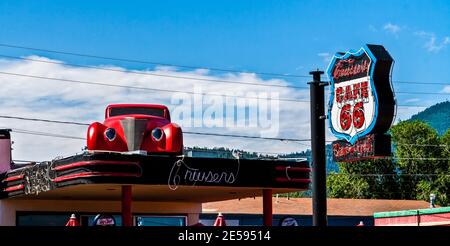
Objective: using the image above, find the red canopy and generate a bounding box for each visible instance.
[65,214,80,226]
[213,212,226,227]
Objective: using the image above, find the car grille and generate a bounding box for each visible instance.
[120,118,148,151]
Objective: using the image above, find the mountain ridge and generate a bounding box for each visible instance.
[409,101,450,135]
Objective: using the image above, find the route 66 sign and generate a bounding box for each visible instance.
[327,44,396,145]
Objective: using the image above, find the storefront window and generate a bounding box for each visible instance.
[17,213,186,226]
[136,216,186,226]
[17,213,72,226]
[84,215,122,226]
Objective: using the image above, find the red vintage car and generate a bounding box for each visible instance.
[87,104,183,155]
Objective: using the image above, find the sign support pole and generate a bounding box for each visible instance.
[122,185,133,226]
[263,189,273,226]
[308,70,328,226]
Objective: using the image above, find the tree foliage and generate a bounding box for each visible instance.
[327,120,450,205]
[328,159,399,199]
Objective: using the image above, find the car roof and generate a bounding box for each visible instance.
[105,104,170,120]
[106,104,169,110]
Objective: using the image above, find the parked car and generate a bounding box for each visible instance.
[87,104,183,155]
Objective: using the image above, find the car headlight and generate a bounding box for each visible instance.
[105,128,116,141]
[151,128,164,141]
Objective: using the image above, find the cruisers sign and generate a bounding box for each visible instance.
[327,44,396,161]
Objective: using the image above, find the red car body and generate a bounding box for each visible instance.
[87,104,183,155]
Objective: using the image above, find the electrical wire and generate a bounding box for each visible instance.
[183,148,309,156]
[183,131,310,142]
[0,43,311,79]
[11,128,85,140]
[5,124,312,142]
[328,173,450,176]
[6,115,449,146]
[0,43,448,86]
[390,157,450,161]
[396,143,450,147]
[1,115,448,146]
[0,71,309,103]
[394,80,450,86]
[0,54,449,95]
[0,115,89,126]
[0,54,310,90]
[9,127,450,156]
[0,71,440,107]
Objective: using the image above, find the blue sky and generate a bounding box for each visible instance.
[1,1,449,83]
[0,0,449,160]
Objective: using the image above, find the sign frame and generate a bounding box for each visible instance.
[327,44,396,145]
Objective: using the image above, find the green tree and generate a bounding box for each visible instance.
[328,173,370,198]
[391,121,448,205]
[416,129,450,206]
[327,159,399,199]
[327,121,447,201]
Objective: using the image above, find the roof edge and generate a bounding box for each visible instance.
[374,206,450,218]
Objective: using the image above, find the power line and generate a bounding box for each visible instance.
[11,128,85,140]
[394,80,450,86]
[0,43,311,79]
[0,43,449,86]
[1,55,449,95]
[5,123,448,159]
[0,115,89,126]
[4,115,447,145]
[395,91,449,96]
[5,121,311,142]
[2,114,447,148]
[2,115,448,146]
[329,173,450,176]
[0,54,310,90]
[0,71,309,103]
[396,143,450,147]
[183,148,309,156]
[325,140,449,147]
[183,131,311,142]
[391,157,450,161]
[0,71,440,107]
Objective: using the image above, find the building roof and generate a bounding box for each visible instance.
[202,197,430,216]
[374,206,450,218]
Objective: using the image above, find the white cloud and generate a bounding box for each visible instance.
[0,56,435,162]
[404,98,420,103]
[317,52,331,63]
[0,56,312,161]
[383,23,401,34]
[415,31,450,52]
[394,106,424,123]
[442,86,450,93]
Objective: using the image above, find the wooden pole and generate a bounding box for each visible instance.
[122,185,133,226]
[263,189,273,226]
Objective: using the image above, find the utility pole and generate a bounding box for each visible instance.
[308,70,328,226]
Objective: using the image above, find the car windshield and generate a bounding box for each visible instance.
[109,107,165,118]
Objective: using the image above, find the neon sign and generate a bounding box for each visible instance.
[327,44,395,161]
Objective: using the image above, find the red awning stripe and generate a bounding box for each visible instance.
[52,171,141,182]
[52,160,140,171]
[275,177,311,183]
[275,166,311,172]
[3,184,24,192]
[2,174,25,182]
